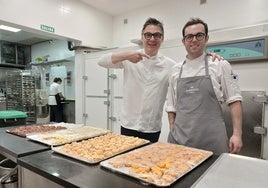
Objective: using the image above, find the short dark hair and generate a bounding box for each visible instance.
[142,17,164,35]
[182,18,208,37]
[53,77,62,83]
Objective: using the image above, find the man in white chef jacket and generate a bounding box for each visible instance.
[98,18,178,142]
[166,18,243,155]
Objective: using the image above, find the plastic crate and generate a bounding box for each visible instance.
[0,110,27,127]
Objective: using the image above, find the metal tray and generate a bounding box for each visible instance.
[5,122,76,137]
[52,133,150,164]
[26,126,110,146]
[100,142,213,187]
[191,153,268,188]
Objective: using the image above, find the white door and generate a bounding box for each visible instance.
[110,68,124,134]
[84,55,109,129]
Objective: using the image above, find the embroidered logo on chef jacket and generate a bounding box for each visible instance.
[231,71,239,80]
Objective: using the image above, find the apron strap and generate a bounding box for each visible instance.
[205,54,209,76]
[178,61,186,79]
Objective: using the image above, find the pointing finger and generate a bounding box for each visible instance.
[139,53,150,59]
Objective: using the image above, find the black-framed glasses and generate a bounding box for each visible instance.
[184,32,206,42]
[143,32,163,40]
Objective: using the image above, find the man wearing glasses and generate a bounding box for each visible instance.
[166,18,243,154]
[98,17,175,142]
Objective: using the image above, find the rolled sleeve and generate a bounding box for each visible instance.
[219,60,243,104]
[226,95,243,104]
[165,105,176,113]
[98,53,124,68]
[166,83,176,112]
[166,67,179,113]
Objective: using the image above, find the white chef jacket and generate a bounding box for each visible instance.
[48,82,62,105]
[98,49,176,132]
[166,53,242,113]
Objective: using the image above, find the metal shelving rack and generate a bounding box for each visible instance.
[5,70,36,124]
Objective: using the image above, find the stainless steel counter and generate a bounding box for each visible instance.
[17,150,218,188]
[6,124,267,188]
[0,126,50,162]
[0,126,50,188]
[192,153,268,188]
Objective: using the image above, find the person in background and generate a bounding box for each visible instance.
[166,18,243,155]
[48,77,65,122]
[98,17,221,143]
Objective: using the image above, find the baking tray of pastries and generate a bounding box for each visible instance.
[52,133,149,164]
[26,125,110,146]
[100,142,213,187]
[6,123,68,137]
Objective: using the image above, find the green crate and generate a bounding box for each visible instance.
[0,110,27,127]
[0,110,27,119]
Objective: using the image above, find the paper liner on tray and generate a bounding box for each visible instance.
[27,126,110,146]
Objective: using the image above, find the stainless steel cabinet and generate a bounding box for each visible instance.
[0,40,31,67]
[62,100,75,123]
[222,91,264,158]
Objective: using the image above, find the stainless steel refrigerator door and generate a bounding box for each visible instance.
[84,55,109,129]
[221,91,264,158]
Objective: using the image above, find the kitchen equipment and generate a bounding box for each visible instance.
[36,89,49,118]
[191,153,268,188]
[0,159,18,188]
[36,105,49,118]
[221,91,264,158]
[5,70,36,124]
[62,100,75,123]
[0,98,6,111]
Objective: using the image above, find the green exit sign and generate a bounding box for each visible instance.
[40,24,55,33]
